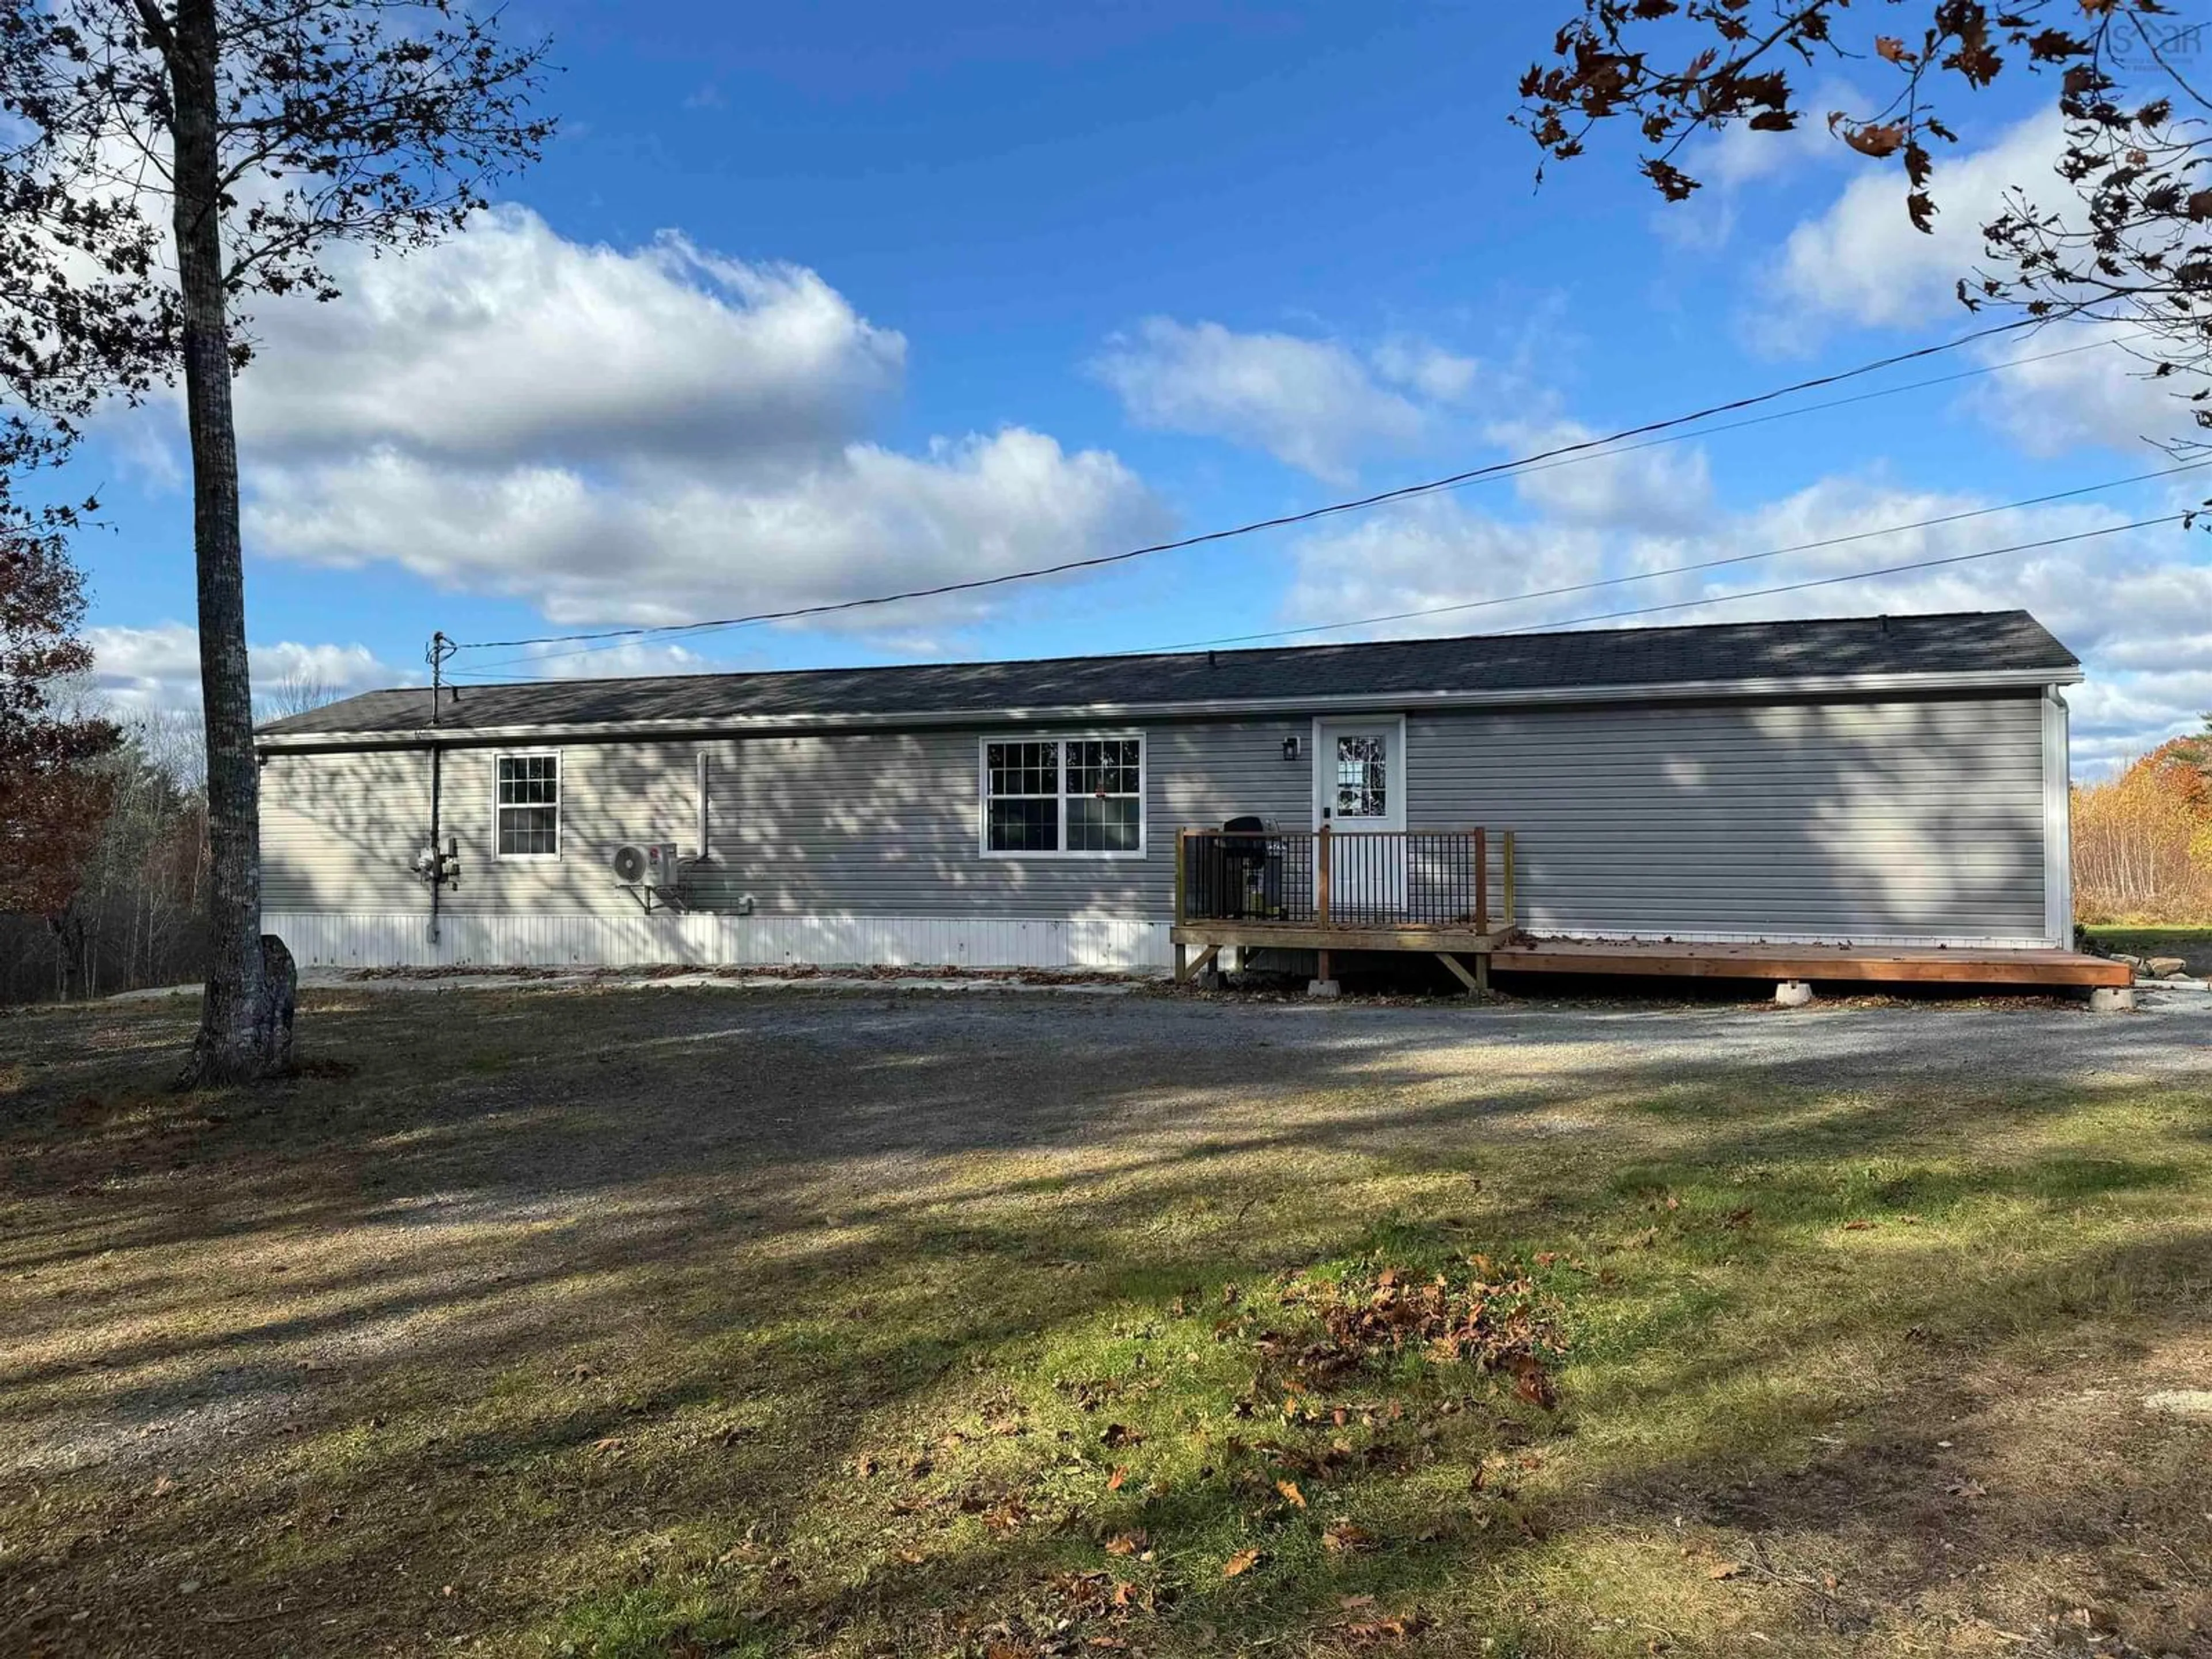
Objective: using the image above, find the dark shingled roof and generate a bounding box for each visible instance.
[258,610,2078,740]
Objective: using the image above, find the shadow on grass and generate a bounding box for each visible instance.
[0,990,2207,1656]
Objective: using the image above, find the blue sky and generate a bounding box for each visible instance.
[74,1,2212,770]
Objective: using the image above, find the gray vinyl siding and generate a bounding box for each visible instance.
[1410,695,2047,940]
[260,718,1310,918]
[260,691,2051,944]
[260,748,430,911]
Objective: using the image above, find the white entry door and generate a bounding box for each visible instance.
[1313,717,1407,920]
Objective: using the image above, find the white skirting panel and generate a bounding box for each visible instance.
[264,911,1173,972]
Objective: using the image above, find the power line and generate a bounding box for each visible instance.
[449,314,2050,662]
[1465,330,2130,495]
[1127,454,2211,655]
[1497,513,2184,635]
[438,511,2187,691]
[440,459,2202,685]
[450,324,2126,680]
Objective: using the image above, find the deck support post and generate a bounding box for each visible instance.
[1500,831,1515,933]
[1775,979,1814,1007]
[1174,830,1189,927]
[1315,824,1332,930]
[1309,948,1338,999]
[1435,952,1481,995]
[1174,942,1190,985]
[1474,827,1488,934]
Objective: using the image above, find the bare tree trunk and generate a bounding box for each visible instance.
[159,0,290,1084]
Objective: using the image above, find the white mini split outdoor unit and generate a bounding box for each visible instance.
[610,841,683,890]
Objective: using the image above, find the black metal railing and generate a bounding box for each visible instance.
[1181,825,1315,923]
[1176,827,1514,932]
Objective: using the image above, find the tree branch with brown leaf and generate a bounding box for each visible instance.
[1520,1,2212,442]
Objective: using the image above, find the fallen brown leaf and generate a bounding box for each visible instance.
[1222,1547,1263,1578]
[1510,1355,1559,1411]
[1339,1609,1433,1643]
[1323,1519,1377,1553]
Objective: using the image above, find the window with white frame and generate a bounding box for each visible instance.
[494,752,561,858]
[982,736,1142,856]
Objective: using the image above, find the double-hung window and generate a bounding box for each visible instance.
[494,751,561,859]
[981,736,1143,857]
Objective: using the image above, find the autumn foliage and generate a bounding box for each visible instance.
[2072,730,2212,923]
[0,533,118,922]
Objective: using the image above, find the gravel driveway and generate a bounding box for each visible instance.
[436,976,2212,1103]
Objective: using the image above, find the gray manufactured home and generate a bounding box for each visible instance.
[252,610,2080,972]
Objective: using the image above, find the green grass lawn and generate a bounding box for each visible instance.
[2,989,2209,1658]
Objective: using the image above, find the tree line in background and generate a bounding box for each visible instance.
[0,647,332,1005]
[2073,721,2212,925]
[0,703,203,1003]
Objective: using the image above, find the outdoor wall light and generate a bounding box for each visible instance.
[1281,736,1301,761]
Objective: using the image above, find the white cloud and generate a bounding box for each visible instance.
[446,638,721,684]
[1092,317,1444,483]
[1755,111,2212,453]
[243,427,1158,630]
[1488,421,1714,533]
[1758,111,2066,346]
[234,209,906,467]
[84,622,408,712]
[1279,503,1612,639]
[1959,323,2196,457]
[2068,672,2212,775]
[1279,471,2212,768]
[116,206,1168,645]
[1372,336,1482,403]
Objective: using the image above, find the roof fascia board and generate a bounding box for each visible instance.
[257,665,2080,753]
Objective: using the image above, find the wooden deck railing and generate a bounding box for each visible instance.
[1175,825,1515,933]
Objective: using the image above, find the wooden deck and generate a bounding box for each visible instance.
[1169,824,2124,994]
[1171,925,2126,991]
[1490,937,2131,988]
